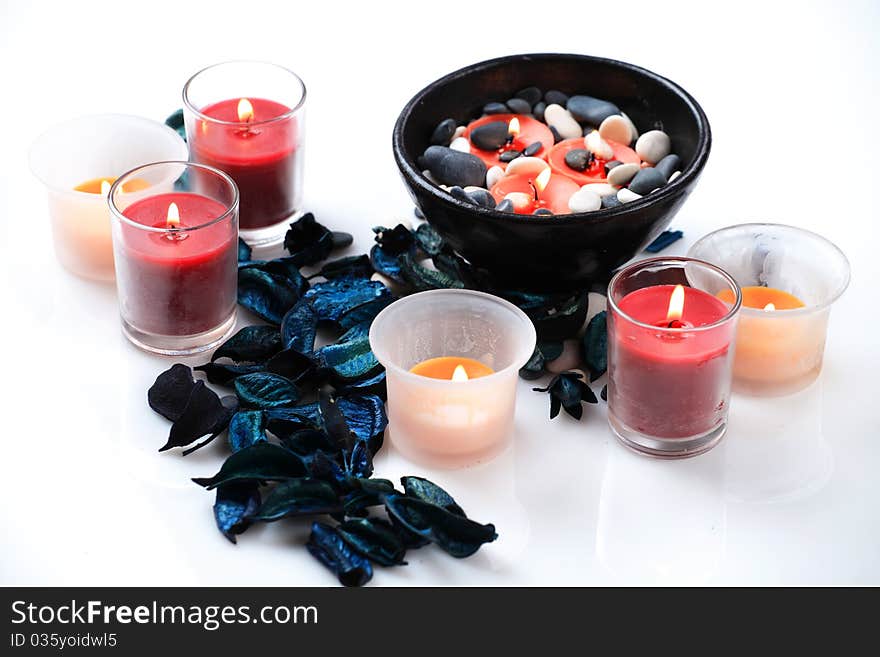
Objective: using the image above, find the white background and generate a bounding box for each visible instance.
[1,0,878,586]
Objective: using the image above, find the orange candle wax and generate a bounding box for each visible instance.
[74,177,151,194]
[718,286,805,310]
[489,168,579,214]
[410,356,494,380]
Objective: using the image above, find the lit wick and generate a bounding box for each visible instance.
[666,284,685,328]
[451,364,469,382]
[531,167,552,202]
[100,180,112,197]
[237,98,254,123]
[763,303,776,311]
[164,201,187,241]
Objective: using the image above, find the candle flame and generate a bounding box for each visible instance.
[508,117,521,137]
[535,167,552,193]
[237,98,254,123]
[100,180,111,197]
[166,202,180,229]
[764,302,776,311]
[451,364,469,382]
[666,284,685,322]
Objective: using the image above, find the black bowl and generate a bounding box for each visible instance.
[392,53,711,291]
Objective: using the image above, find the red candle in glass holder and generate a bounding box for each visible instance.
[117,193,238,336]
[489,166,579,214]
[464,114,555,169]
[189,97,298,231]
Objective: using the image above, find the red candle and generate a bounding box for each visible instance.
[489,167,580,214]
[547,137,640,186]
[116,192,238,336]
[608,284,736,439]
[463,114,555,169]
[189,97,300,231]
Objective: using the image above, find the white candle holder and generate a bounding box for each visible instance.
[29,114,188,281]
[369,289,536,468]
[689,223,850,396]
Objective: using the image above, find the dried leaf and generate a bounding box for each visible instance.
[306,522,373,587]
[192,443,307,490]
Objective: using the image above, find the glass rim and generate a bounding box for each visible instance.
[182,60,307,127]
[688,222,851,317]
[369,288,537,385]
[608,256,743,332]
[107,161,239,233]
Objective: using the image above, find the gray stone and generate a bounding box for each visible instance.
[655,154,681,180]
[470,120,509,151]
[516,86,543,105]
[483,102,508,115]
[496,198,515,213]
[430,118,457,146]
[544,89,569,106]
[628,167,667,195]
[567,95,621,125]
[505,98,531,114]
[423,145,488,188]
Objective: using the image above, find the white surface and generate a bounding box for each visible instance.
[2,0,878,586]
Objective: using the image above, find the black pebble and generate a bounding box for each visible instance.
[655,154,681,180]
[448,186,472,203]
[545,89,569,106]
[496,198,515,213]
[483,102,508,115]
[601,194,622,209]
[331,231,353,249]
[549,126,563,144]
[628,167,667,195]
[506,98,531,115]
[604,160,622,175]
[523,142,542,157]
[516,86,543,106]
[564,148,592,172]
[533,208,554,216]
[470,121,509,151]
[413,206,425,219]
[499,150,522,163]
[430,118,457,146]
[467,188,496,209]
[422,145,488,188]
[567,95,620,125]
[533,101,546,121]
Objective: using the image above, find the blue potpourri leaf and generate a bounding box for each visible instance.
[336,370,387,401]
[212,325,282,364]
[519,347,547,380]
[383,494,497,558]
[601,384,608,402]
[249,478,341,522]
[265,403,323,439]
[582,311,607,381]
[237,237,252,263]
[399,250,465,291]
[265,348,317,383]
[195,363,265,386]
[644,230,683,253]
[283,213,335,266]
[278,429,336,457]
[315,321,381,383]
[413,222,445,256]
[336,393,388,450]
[305,278,391,324]
[238,268,303,325]
[311,255,373,280]
[192,443,308,490]
[160,380,234,453]
[345,440,373,479]
[307,450,349,490]
[342,478,396,517]
[281,298,319,354]
[337,517,407,567]
[533,370,598,420]
[240,257,310,295]
[369,244,407,284]
[337,296,394,330]
[373,224,415,254]
[306,522,373,587]
[148,363,196,422]
[164,109,186,141]
[319,391,357,456]
[227,410,267,453]
[431,251,475,287]
[401,476,465,517]
[234,372,300,409]
[528,292,589,341]
[213,482,260,544]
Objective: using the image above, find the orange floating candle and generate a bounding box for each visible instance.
[489,166,579,214]
[717,286,805,311]
[74,177,151,194]
[409,356,494,380]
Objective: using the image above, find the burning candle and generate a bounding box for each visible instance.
[184,61,306,246]
[489,165,580,214]
[463,114,555,169]
[370,290,536,468]
[108,162,239,355]
[607,257,741,458]
[689,223,850,396]
[29,115,188,281]
[547,136,641,186]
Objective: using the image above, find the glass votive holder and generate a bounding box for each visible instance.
[183,60,306,247]
[688,223,850,396]
[108,161,239,355]
[369,289,536,468]
[607,257,742,459]
[29,114,188,281]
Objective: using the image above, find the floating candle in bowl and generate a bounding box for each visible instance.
[184,61,306,247]
[607,257,741,458]
[369,290,536,468]
[688,223,850,396]
[29,115,188,281]
[463,114,554,168]
[489,166,579,215]
[108,162,239,355]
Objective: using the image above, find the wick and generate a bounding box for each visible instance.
[529,181,538,202]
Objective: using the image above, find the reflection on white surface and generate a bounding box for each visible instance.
[724,379,833,504]
[596,442,726,585]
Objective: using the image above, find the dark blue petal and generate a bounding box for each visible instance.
[212,325,282,364]
[336,394,388,448]
[195,362,265,386]
[249,478,341,522]
[306,522,373,587]
[281,298,319,354]
[313,255,373,280]
[401,476,465,516]
[369,244,405,283]
[582,311,607,381]
[315,321,380,382]
[192,443,307,489]
[644,230,684,253]
[238,268,303,325]
[283,213,334,266]
[337,517,407,567]
[227,410,267,453]
[148,363,195,422]
[234,373,300,409]
[304,277,390,323]
[213,483,260,544]
[237,237,252,262]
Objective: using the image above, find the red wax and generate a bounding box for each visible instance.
[608,285,736,439]
[189,98,300,231]
[547,137,640,186]
[489,171,580,214]
[463,114,555,169]
[117,193,237,336]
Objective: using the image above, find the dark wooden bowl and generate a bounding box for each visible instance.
[392,53,711,291]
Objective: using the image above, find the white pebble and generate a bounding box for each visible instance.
[669,170,682,182]
[635,130,671,165]
[463,185,487,193]
[568,189,602,213]
[503,192,533,211]
[581,183,617,197]
[607,162,640,186]
[450,136,471,153]
[504,156,550,178]
[621,113,639,142]
[544,103,582,140]
[546,339,582,374]
[598,115,633,145]
[452,125,466,141]
[584,130,614,160]
[486,165,504,188]
[617,188,643,204]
